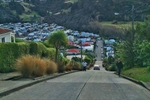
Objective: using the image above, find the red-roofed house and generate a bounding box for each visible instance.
[0,27,15,43]
[66,49,79,55]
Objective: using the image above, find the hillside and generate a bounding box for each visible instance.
[33,0,150,38]
[0,0,150,38]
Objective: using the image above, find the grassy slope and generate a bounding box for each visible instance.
[65,0,78,3]
[100,21,143,29]
[19,2,40,22]
[122,67,150,82]
[100,22,149,82]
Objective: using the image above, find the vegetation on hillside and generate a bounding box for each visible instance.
[1,0,150,39]
[114,16,150,73]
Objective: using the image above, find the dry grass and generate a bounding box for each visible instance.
[15,55,47,78]
[32,57,46,77]
[15,55,34,77]
[44,59,57,75]
[70,61,82,70]
[65,63,72,71]
[57,61,65,73]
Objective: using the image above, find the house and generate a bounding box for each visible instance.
[0,27,15,43]
[66,49,80,55]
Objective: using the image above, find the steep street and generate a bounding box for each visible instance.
[1,40,150,100]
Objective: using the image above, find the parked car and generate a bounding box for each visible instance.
[93,64,100,70]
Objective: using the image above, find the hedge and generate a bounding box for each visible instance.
[0,42,56,73]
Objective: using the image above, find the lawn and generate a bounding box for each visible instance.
[122,67,150,82]
[19,12,40,22]
[65,0,78,3]
[100,21,143,29]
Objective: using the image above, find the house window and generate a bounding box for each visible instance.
[2,37,5,43]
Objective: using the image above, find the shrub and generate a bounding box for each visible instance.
[112,20,118,24]
[32,57,46,77]
[15,38,25,42]
[15,55,34,77]
[0,43,18,73]
[15,55,46,78]
[65,63,72,71]
[29,42,47,57]
[108,63,117,71]
[46,48,56,60]
[57,60,65,73]
[44,59,57,75]
[71,57,81,62]
[108,56,115,64]
[147,66,150,71]
[62,58,70,65]
[84,56,91,65]
[71,61,82,70]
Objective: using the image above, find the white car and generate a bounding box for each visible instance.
[93,64,100,70]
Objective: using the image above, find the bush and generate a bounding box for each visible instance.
[65,63,72,71]
[0,42,56,73]
[15,55,46,78]
[29,42,47,57]
[71,61,82,70]
[44,59,57,75]
[71,57,81,62]
[107,56,115,65]
[57,60,65,73]
[84,56,91,65]
[62,58,70,65]
[0,43,18,73]
[46,48,56,60]
[15,55,35,77]
[108,63,117,71]
[32,57,46,77]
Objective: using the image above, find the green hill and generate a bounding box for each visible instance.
[0,0,150,38]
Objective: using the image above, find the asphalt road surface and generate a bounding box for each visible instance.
[95,40,103,61]
[1,61,150,100]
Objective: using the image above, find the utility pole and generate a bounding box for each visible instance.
[80,40,83,63]
[131,5,135,30]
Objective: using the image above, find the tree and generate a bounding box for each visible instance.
[48,30,68,62]
[134,15,150,67]
[115,29,135,68]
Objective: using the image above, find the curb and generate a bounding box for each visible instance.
[115,73,150,91]
[0,70,79,98]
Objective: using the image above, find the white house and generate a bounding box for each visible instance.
[0,27,15,43]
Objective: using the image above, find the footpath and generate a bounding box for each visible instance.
[0,70,150,98]
[0,71,78,98]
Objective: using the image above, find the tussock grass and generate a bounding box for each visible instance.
[15,55,57,78]
[44,59,57,75]
[32,57,46,77]
[15,55,34,78]
[65,62,72,71]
